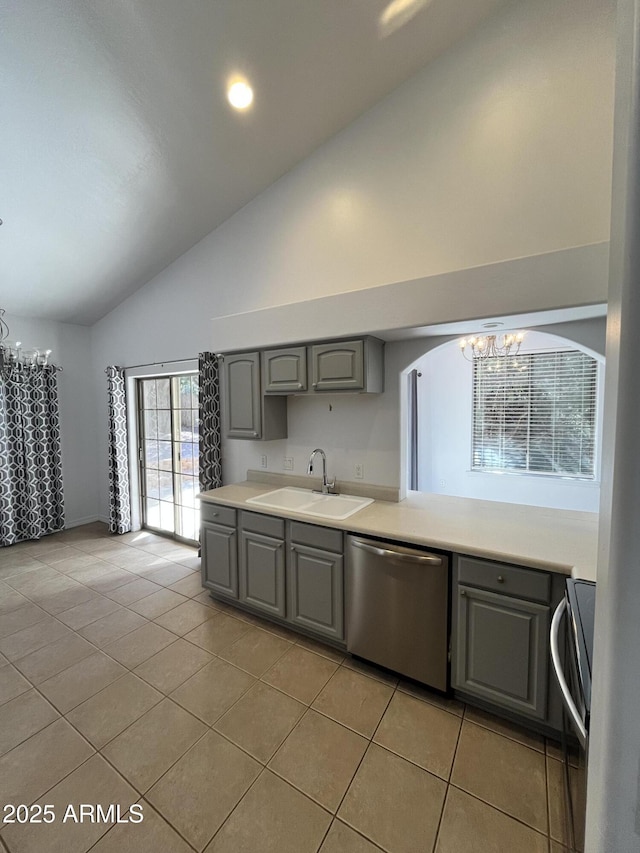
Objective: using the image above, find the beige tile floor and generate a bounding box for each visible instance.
[0,523,578,852]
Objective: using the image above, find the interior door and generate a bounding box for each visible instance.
[138,374,200,543]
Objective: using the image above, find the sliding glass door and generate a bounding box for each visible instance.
[138,374,199,543]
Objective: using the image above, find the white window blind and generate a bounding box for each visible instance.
[472,350,598,478]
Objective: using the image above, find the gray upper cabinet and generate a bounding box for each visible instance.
[263,347,307,394]
[223,351,287,440]
[238,513,286,619]
[310,337,384,393]
[287,522,344,641]
[309,338,384,394]
[452,555,551,721]
[201,504,238,600]
[222,338,383,414]
[311,340,364,391]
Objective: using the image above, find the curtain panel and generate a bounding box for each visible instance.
[106,366,132,534]
[0,364,65,546]
[198,352,222,493]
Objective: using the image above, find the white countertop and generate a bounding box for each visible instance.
[199,482,599,580]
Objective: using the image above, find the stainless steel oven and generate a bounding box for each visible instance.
[550,578,595,852]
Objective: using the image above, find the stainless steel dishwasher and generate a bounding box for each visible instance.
[346,535,449,690]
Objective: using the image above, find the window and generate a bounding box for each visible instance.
[472,349,598,478]
[137,374,200,542]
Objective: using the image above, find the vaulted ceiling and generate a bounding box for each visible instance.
[1,0,507,324]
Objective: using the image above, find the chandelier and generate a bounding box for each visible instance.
[0,308,53,373]
[459,331,524,361]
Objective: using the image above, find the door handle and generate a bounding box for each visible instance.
[550,598,587,746]
[351,539,442,566]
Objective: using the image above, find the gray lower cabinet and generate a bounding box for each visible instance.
[288,541,344,641]
[201,517,238,599]
[452,554,555,723]
[201,504,344,642]
[238,512,286,619]
[453,584,550,720]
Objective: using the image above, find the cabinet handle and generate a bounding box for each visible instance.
[460,589,466,596]
[497,575,504,583]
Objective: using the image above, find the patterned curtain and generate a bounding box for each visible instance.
[106,366,131,534]
[0,363,65,546]
[199,352,222,492]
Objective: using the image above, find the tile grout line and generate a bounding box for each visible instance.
[3,527,563,851]
[0,540,203,682]
[447,780,553,841]
[428,701,467,853]
[326,678,398,835]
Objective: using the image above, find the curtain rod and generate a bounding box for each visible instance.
[105,356,202,374]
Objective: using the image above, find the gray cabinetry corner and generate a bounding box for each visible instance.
[222,351,287,440]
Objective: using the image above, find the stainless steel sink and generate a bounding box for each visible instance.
[246,487,373,520]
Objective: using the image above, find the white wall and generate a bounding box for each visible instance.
[222,360,404,489]
[413,325,605,511]
[587,0,640,847]
[3,313,98,527]
[90,0,615,518]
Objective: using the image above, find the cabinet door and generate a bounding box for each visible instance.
[224,352,262,438]
[201,521,238,599]
[453,585,549,720]
[288,542,344,641]
[310,340,364,391]
[263,347,307,394]
[239,530,286,618]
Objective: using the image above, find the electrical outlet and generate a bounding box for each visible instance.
[283,457,294,471]
[354,463,364,480]
[260,455,267,468]
[439,479,446,488]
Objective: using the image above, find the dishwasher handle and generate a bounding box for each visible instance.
[550,597,587,747]
[351,538,443,566]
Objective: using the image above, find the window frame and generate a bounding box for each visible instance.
[469,346,601,481]
[136,373,200,544]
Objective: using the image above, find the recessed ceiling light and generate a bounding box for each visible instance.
[378,0,433,37]
[227,79,254,111]
[482,322,504,329]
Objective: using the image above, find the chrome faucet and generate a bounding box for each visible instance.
[307,448,338,495]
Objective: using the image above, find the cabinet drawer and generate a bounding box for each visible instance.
[200,502,236,527]
[457,556,550,603]
[289,521,343,553]
[239,510,285,539]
